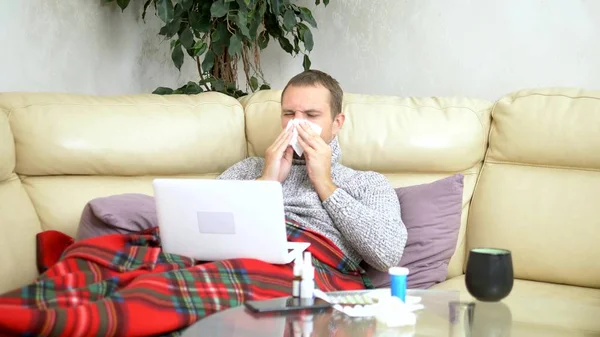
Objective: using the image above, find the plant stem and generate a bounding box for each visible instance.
[196,57,211,91]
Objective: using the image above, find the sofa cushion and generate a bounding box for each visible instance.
[1,91,247,176]
[0,111,13,182]
[432,275,600,334]
[365,174,464,289]
[469,88,600,288]
[0,108,43,295]
[0,178,42,294]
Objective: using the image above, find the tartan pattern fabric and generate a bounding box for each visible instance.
[35,230,74,274]
[0,220,371,337]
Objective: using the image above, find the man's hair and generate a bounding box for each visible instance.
[281,69,343,119]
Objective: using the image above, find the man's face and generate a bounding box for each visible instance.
[281,84,344,143]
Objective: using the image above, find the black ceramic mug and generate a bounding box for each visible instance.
[465,248,514,302]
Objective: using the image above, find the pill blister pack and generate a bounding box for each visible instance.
[324,291,380,305]
[315,289,424,319]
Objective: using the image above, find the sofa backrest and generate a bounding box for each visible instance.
[468,88,600,289]
[0,88,495,293]
[241,90,493,279]
[0,92,247,293]
[0,102,43,293]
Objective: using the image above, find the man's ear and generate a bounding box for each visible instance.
[332,112,345,135]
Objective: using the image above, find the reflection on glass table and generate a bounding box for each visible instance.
[180,288,582,337]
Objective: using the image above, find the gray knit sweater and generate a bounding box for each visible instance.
[216,137,407,271]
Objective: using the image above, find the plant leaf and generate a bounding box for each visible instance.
[260,83,271,90]
[278,37,293,54]
[179,0,193,11]
[173,3,184,18]
[189,11,211,33]
[210,0,229,18]
[159,17,181,38]
[323,0,329,5]
[179,27,195,49]
[299,7,317,28]
[236,12,251,38]
[210,22,230,55]
[116,0,130,11]
[226,82,237,91]
[191,40,208,57]
[202,50,215,72]
[258,0,267,17]
[283,9,296,31]
[153,87,175,95]
[258,30,269,49]
[293,35,299,52]
[270,0,281,15]
[171,43,184,70]
[303,54,311,71]
[302,27,313,51]
[228,34,243,56]
[181,81,203,94]
[156,0,174,23]
[235,0,249,12]
[216,22,231,54]
[213,79,225,92]
[141,0,153,21]
[249,11,261,40]
[249,76,258,91]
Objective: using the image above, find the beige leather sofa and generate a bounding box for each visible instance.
[0,88,599,334]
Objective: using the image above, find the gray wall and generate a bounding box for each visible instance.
[2,0,599,100]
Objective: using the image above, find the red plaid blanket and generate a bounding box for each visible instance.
[0,220,371,336]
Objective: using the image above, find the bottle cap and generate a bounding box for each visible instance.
[388,267,409,276]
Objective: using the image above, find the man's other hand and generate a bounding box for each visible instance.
[296,122,337,200]
[260,128,294,183]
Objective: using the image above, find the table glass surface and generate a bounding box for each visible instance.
[180,289,580,337]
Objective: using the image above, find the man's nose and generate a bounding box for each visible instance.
[294,112,306,119]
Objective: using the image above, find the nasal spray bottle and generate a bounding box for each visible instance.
[292,254,303,298]
[286,251,313,337]
[299,252,315,304]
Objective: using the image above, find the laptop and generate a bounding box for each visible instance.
[152,178,309,264]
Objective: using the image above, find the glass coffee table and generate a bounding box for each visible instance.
[180,289,477,336]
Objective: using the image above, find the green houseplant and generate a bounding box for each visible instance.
[104,0,329,97]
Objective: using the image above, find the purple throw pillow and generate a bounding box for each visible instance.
[76,193,158,241]
[365,174,464,289]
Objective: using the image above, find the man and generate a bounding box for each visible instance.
[217,70,407,272]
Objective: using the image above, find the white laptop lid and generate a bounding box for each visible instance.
[152,178,295,264]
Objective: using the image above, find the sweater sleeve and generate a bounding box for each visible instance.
[216,157,264,181]
[322,172,407,272]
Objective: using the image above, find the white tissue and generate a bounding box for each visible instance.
[374,296,420,327]
[327,292,423,328]
[285,119,323,157]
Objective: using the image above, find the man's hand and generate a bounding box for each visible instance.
[260,129,294,183]
[296,122,337,201]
